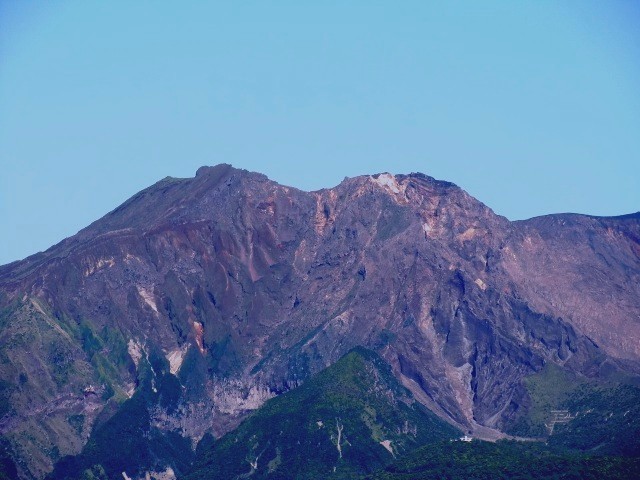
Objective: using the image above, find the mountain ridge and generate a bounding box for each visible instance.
[3,164,638,272]
[1,164,638,479]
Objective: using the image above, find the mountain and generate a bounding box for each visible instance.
[47,342,194,480]
[0,164,639,479]
[183,347,459,480]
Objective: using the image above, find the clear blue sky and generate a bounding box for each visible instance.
[1,1,639,265]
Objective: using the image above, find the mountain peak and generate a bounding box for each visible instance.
[1,165,639,479]
[194,163,234,178]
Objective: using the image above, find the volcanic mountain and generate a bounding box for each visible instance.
[0,164,639,479]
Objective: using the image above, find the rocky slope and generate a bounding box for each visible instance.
[184,347,459,480]
[0,164,638,478]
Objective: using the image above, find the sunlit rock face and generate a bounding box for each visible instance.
[1,164,638,478]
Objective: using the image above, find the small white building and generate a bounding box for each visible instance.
[459,435,473,442]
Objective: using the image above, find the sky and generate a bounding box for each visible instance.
[1,1,639,265]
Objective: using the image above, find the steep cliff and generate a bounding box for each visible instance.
[0,165,638,478]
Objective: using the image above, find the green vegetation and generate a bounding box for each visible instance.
[47,349,192,480]
[185,347,459,480]
[550,384,640,456]
[508,363,586,437]
[78,321,135,402]
[42,349,640,480]
[507,362,640,458]
[366,440,640,480]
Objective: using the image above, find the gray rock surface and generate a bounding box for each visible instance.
[0,164,638,478]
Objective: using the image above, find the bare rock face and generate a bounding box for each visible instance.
[504,213,640,360]
[0,164,638,478]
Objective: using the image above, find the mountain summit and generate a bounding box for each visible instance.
[1,165,639,479]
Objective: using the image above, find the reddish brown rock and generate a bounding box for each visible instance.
[0,164,638,478]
